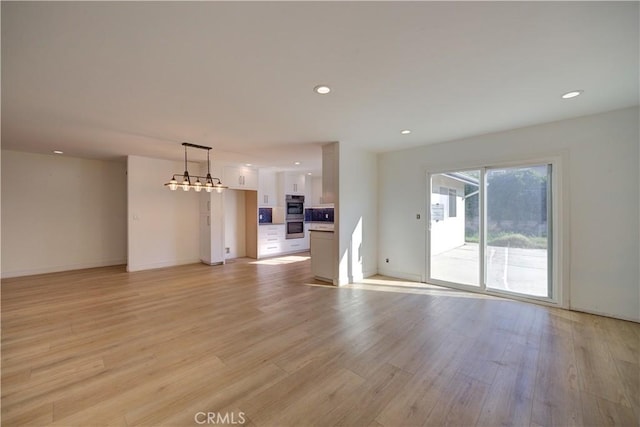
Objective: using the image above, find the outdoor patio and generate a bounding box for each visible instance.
[431,243,548,297]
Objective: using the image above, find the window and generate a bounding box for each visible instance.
[448,189,457,217]
[437,187,457,218]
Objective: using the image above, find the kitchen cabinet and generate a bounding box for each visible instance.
[258,224,286,258]
[258,169,277,207]
[283,238,306,254]
[278,172,305,196]
[303,223,310,249]
[199,192,225,265]
[224,165,258,190]
[257,223,309,258]
[322,143,337,204]
[306,176,323,206]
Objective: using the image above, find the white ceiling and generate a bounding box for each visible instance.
[2,2,638,174]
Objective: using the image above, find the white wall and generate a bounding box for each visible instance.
[378,107,639,321]
[223,189,246,259]
[337,142,378,285]
[1,150,127,277]
[127,155,200,271]
[430,175,466,255]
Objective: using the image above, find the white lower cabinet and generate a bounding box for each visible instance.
[258,225,285,258]
[259,242,283,257]
[283,239,305,253]
[257,224,310,258]
[303,223,310,249]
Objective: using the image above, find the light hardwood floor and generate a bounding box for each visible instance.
[2,255,638,426]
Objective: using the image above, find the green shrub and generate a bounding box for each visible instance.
[465,234,479,243]
[465,232,547,249]
[528,236,548,249]
[488,233,547,249]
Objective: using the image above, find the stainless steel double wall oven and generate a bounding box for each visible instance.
[285,194,304,239]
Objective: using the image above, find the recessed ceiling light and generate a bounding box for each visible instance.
[53,150,64,154]
[313,85,331,95]
[561,90,583,99]
[400,129,411,135]
[307,173,312,175]
[294,161,301,165]
[245,163,252,166]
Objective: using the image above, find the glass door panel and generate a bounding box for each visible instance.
[485,165,550,297]
[429,170,481,286]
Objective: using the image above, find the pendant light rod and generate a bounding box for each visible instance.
[182,142,212,151]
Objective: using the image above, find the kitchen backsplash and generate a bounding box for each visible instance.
[260,207,329,224]
[258,207,272,224]
[304,207,334,223]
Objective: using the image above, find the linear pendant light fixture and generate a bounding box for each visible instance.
[164,142,228,193]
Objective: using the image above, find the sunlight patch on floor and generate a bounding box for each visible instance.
[305,282,337,289]
[250,255,311,265]
[342,276,497,299]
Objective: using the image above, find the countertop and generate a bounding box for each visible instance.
[258,222,285,226]
[309,223,334,232]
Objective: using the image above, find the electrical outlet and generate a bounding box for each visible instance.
[225,247,230,254]
[385,258,389,263]
[416,214,421,219]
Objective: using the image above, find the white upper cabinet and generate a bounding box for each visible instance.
[223,165,258,190]
[306,175,323,206]
[322,143,337,204]
[258,169,277,206]
[279,172,305,196]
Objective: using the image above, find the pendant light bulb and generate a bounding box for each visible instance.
[182,169,191,191]
[168,178,178,191]
[194,179,202,192]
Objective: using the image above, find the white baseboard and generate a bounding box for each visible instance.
[376,267,422,283]
[126,258,201,272]
[1,259,127,279]
[363,269,378,279]
[376,268,638,323]
[337,276,350,286]
[570,305,640,324]
[335,269,382,286]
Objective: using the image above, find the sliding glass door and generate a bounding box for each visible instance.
[428,163,553,300]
